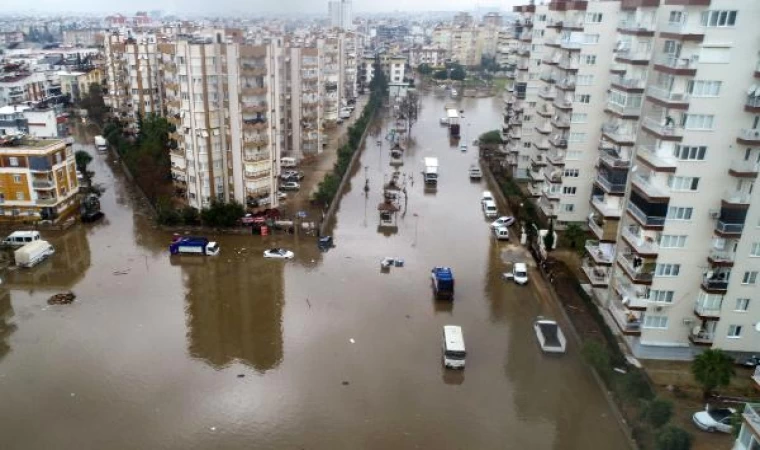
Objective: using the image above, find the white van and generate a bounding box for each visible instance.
[482,200,498,218]
[481,190,494,204]
[2,231,41,247]
[280,157,297,168]
[493,226,510,240]
[442,325,466,369]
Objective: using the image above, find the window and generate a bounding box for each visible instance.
[700,10,737,27]
[563,168,579,178]
[566,150,582,160]
[649,290,674,304]
[735,298,750,312]
[576,75,594,86]
[668,11,683,24]
[750,242,760,257]
[570,113,587,123]
[687,80,722,97]
[727,325,743,338]
[586,12,603,23]
[668,176,700,191]
[575,94,591,103]
[643,315,668,329]
[561,203,575,212]
[523,142,532,148]
[15,192,24,201]
[568,132,586,143]
[528,102,537,108]
[562,186,577,195]
[655,263,681,277]
[583,34,600,44]
[582,54,596,65]
[742,271,758,285]
[683,114,715,130]
[673,145,707,161]
[9,157,18,167]
[12,175,21,184]
[660,235,687,248]
[666,207,693,221]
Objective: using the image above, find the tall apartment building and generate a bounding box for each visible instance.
[0,137,79,222]
[510,0,760,359]
[162,33,283,210]
[283,46,324,160]
[328,0,353,30]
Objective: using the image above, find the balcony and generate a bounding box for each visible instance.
[598,150,631,169]
[715,220,744,236]
[531,155,547,168]
[610,77,646,92]
[535,122,552,134]
[689,330,714,345]
[527,184,543,198]
[549,135,567,149]
[37,197,58,205]
[585,240,614,264]
[636,145,677,171]
[556,78,576,91]
[539,72,557,83]
[591,196,622,218]
[538,88,557,100]
[529,169,544,182]
[617,20,655,36]
[243,151,271,162]
[728,159,760,178]
[632,173,670,199]
[595,172,626,194]
[32,180,55,190]
[551,115,570,129]
[534,138,550,151]
[560,40,582,51]
[539,197,557,218]
[605,101,641,118]
[547,151,565,166]
[617,253,654,283]
[627,201,666,228]
[621,227,659,256]
[654,55,698,76]
[737,128,760,145]
[614,49,651,65]
[708,249,735,266]
[543,187,561,200]
[646,85,690,109]
[641,117,683,141]
[557,59,579,71]
[660,21,705,41]
[536,104,555,118]
[582,263,610,287]
[241,85,268,96]
[588,216,618,241]
[743,404,760,436]
[722,189,752,207]
[613,273,650,310]
[608,301,642,335]
[694,302,722,319]
[553,98,573,110]
[601,123,636,145]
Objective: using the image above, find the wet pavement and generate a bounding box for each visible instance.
[0,93,628,449]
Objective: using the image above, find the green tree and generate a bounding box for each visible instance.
[369,55,388,97]
[655,426,692,450]
[314,172,341,205]
[582,340,610,373]
[75,150,93,174]
[543,219,555,251]
[417,63,433,75]
[181,207,200,226]
[691,349,734,399]
[642,397,674,428]
[433,69,448,80]
[618,369,654,401]
[397,90,421,134]
[449,64,466,81]
[200,201,245,227]
[79,83,107,125]
[561,223,587,253]
[479,130,503,148]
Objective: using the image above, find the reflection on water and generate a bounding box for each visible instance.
[0,290,16,361]
[3,226,91,292]
[179,251,285,372]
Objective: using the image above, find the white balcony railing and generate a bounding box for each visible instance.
[646,85,690,104]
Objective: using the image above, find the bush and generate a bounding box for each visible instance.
[181,207,200,226]
[655,426,692,450]
[157,205,181,226]
[617,369,655,402]
[200,201,245,227]
[642,397,674,428]
[582,340,610,373]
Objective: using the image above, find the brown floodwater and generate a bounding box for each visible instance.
[0,93,629,449]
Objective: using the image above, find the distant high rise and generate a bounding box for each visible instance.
[328,0,352,30]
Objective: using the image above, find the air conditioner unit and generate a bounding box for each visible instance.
[708,209,720,219]
[683,318,694,326]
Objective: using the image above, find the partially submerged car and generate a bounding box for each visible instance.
[263,248,294,259]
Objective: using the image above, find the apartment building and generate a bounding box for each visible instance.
[408,46,447,68]
[733,404,760,450]
[58,68,103,102]
[0,105,65,138]
[328,0,353,30]
[0,71,56,107]
[163,34,283,211]
[103,32,164,129]
[283,46,324,160]
[320,35,345,126]
[0,136,79,222]
[511,0,760,359]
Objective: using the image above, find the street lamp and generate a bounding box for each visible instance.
[412,213,419,247]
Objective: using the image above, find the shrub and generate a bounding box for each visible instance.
[618,369,655,402]
[655,426,692,450]
[642,397,674,428]
[200,201,245,227]
[691,349,735,399]
[181,207,200,226]
[582,340,610,373]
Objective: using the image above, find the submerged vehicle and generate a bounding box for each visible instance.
[431,266,455,300]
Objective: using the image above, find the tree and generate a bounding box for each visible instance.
[655,426,692,450]
[642,397,674,428]
[78,83,106,125]
[397,91,421,134]
[433,69,448,80]
[449,64,466,81]
[479,130,503,148]
[75,150,93,174]
[369,55,388,97]
[543,219,555,251]
[561,223,587,253]
[582,340,610,373]
[200,201,245,227]
[691,349,734,399]
[417,63,433,75]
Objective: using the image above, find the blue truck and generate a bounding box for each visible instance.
[431,267,455,300]
[169,236,220,256]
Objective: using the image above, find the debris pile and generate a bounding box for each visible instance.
[48,291,76,305]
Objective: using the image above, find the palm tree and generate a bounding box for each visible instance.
[691,349,734,399]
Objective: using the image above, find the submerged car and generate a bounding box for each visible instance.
[490,216,516,229]
[280,181,300,191]
[692,405,736,433]
[263,248,294,259]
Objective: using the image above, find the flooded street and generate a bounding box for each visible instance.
[0,93,628,449]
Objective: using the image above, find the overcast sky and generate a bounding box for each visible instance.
[5,0,521,15]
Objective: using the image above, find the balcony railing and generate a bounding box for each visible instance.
[617,20,655,32]
[538,88,557,99]
[632,173,670,198]
[601,123,636,143]
[613,273,650,309]
[622,226,659,254]
[560,40,582,50]
[549,135,567,148]
[582,263,610,285]
[715,221,744,235]
[661,21,704,36]
[723,189,752,205]
[608,300,642,333]
[738,128,760,143]
[743,404,760,435]
[729,159,760,176]
[605,101,641,116]
[708,250,736,264]
[694,302,722,318]
[642,116,684,138]
[558,59,579,71]
[586,240,614,264]
[647,85,690,104]
[689,330,714,345]
[618,253,654,282]
[636,145,677,170]
[611,77,645,90]
[655,55,698,71]
[598,150,631,169]
[32,180,54,189]
[627,201,666,227]
[591,196,622,217]
[747,95,760,109]
[595,173,626,194]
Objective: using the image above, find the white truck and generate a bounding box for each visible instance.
[94,135,107,152]
[14,240,55,268]
[423,157,439,185]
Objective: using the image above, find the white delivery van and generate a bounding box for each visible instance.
[14,240,55,268]
[280,157,297,168]
[442,325,466,369]
[482,200,498,218]
[2,231,41,247]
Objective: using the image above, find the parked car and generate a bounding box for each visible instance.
[277,191,288,200]
[263,248,295,259]
[491,216,516,229]
[482,199,498,218]
[280,181,300,191]
[493,226,509,240]
[481,191,495,204]
[512,263,529,285]
[280,170,304,181]
[81,211,105,223]
[692,405,736,433]
[459,143,467,152]
[735,355,760,368]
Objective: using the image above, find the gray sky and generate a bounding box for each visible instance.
[5,0,521,15]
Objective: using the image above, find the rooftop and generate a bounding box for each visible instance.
[0,136,64,151]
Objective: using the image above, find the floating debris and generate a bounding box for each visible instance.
[48,291,76,305]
